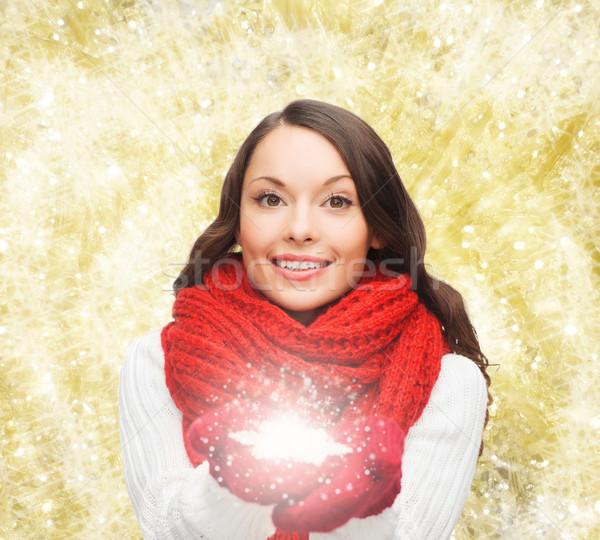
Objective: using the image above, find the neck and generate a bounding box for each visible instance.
[282,306,320,326]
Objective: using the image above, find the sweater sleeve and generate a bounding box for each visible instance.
[311,353,488,540]
[118,330,276,540]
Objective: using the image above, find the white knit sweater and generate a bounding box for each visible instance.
[119,329,487,540]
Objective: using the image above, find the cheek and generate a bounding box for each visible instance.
[342,224,372,255]
[236,212,252,244]
[237,216,266,254]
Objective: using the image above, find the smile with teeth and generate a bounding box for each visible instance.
[273,260,331,271]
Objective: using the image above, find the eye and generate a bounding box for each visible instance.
[325,195,353,209]
[252,192,283,207]
[264,194,281,207]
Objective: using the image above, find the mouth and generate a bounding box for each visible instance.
[272,259,331,271]
[270,255,332,280]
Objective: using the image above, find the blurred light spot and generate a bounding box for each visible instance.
[41,91,54,107]
[564,324,577,335]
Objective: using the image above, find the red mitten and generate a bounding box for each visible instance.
[186,401,334,506]
[272,416,405,533]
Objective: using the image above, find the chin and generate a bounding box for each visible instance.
[270,296,327,320]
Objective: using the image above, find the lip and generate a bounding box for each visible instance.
[271,254,331,282]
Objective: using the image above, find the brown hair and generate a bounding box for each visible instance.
[174,99,491,447]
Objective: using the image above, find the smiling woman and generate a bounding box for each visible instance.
[237,125,383,324]
[119,99,491,540]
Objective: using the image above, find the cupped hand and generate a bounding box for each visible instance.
[187,403,405,533]
[271,415,405,533]
[186,401,339,506]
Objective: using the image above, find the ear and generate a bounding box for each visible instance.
[370,232,386,250]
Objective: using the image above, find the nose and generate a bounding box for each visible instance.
[285,203,317,244]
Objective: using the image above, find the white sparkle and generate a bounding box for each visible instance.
[230,415,352,465]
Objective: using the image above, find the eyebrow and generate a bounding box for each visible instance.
[248,174,353,186]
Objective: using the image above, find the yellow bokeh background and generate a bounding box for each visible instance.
[1,0,599,538]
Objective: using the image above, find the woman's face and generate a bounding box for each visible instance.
[237,125,382,324]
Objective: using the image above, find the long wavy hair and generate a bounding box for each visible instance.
[174,99,491,446]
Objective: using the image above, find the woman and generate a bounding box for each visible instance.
[119,99,490,539]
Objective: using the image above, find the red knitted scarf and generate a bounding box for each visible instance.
[162,256,448,539]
